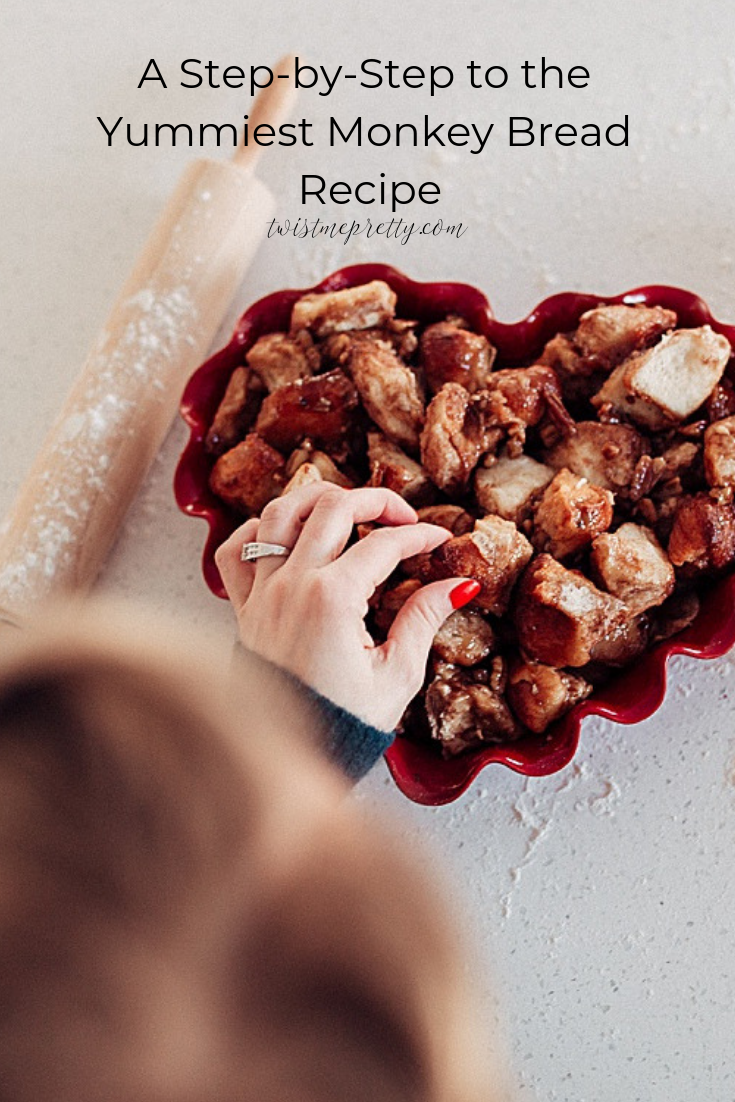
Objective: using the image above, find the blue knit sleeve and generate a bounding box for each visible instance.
[235,646,394,782]
[294,682,395,782]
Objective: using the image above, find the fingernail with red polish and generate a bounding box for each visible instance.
[450,580,481,609]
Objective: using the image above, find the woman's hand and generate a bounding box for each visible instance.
[215,483,479,731]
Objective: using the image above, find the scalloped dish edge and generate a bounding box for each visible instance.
[175,264,735,805]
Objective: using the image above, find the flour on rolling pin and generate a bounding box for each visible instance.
[0,280,198,610]
[0,53,304,618]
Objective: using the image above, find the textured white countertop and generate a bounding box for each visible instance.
[3,0,735,1097]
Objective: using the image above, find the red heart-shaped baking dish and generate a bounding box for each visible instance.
[174,264,735,805]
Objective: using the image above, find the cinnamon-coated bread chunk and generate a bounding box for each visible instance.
[514,554,630,668]
[415,504,475,535]
[592,326,730,430]
[590,523,675,614]
[371,578,422,636]
[209,433,285,514]
[349,339,425,452]
[704,415,735,500]
[425,660,520,757]
[429,516,533,615]
[205,366,263,455]
[532,469,614,560]
[541,304,676,377]
[475,454,554,524]
[320,319,419,367]
[543,421,647,495]
[431,608,496,667]
[255,369,359,452]
[419,321,496,394]
[507,660,592,734]
[481,364,573,454]
[420,383,493,492]
[246,331,319,392]
[290,280,397,337]
[367,432,433,504]
[668,493,735,572]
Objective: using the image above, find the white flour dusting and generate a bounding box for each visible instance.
[0,283,197,611]
[496,755,624,919]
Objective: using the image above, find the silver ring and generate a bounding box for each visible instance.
[241,541,292,563]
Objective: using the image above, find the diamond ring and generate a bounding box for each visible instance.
[240,541,292,563]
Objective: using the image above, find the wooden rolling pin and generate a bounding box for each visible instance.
[0,56,296,619]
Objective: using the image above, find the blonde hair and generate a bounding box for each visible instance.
[0,602,502,1102]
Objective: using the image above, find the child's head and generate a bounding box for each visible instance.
[0,602,501,1102]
